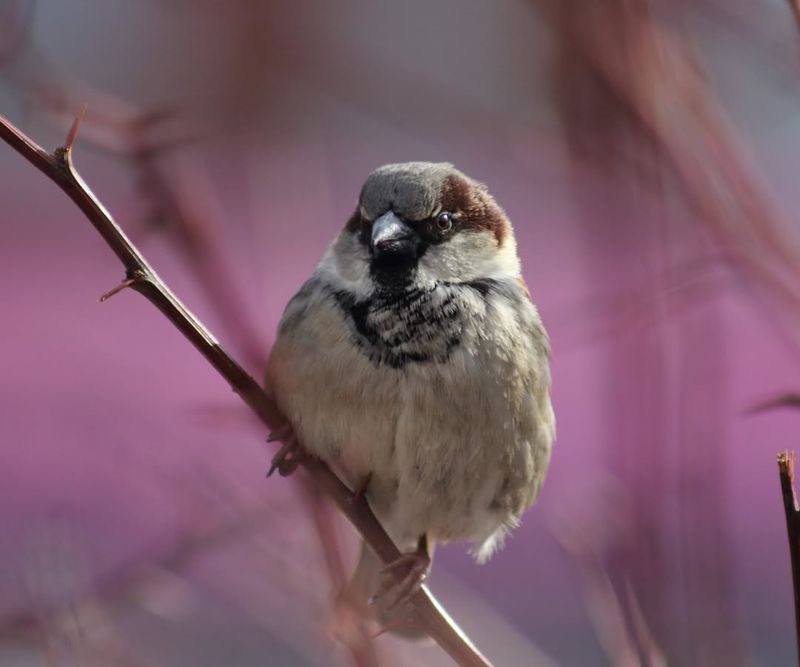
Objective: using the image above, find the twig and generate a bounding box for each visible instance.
[0,111,493,667]
[80,103,368,661]
[779,451,800,667]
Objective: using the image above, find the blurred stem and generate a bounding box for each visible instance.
[0,112,493,667]
[304,481,380,667]
[778,451,800,667]
[789,0,800,35]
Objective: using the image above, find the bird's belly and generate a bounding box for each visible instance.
[282,348,532,542]
[389,349,539,544]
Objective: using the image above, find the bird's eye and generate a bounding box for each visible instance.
[436,212,453,232]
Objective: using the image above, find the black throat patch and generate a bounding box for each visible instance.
[330,283,467,369]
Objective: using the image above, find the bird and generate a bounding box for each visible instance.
[266,161,555,634]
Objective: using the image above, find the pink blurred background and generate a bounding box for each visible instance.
[2,1,800,665]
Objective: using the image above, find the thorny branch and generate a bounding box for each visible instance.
[66,99,374,664]
[778,452,800,667]
[0,112,493,667]
[0,8,370,661]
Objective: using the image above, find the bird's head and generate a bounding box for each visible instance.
[323,162,520,294]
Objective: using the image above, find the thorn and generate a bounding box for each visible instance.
[64,104,88,152]
[99,277,136,302]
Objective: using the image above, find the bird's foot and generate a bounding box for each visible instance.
[372,536,430,611]
[266,423,306,477]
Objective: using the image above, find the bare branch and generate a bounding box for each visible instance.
[0,111,493,667]
[3,20,365,658]
[56,102,372,665]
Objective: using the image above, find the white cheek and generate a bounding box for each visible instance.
[417,230,521,282]
[316,231,373,298]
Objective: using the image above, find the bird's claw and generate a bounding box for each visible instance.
[266,425,305,477]
[267,422,294,444]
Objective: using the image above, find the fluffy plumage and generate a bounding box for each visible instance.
[267,162,555,627]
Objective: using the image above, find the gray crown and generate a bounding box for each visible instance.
[359,162,465,222]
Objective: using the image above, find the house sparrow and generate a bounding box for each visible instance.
[266,162,554,632]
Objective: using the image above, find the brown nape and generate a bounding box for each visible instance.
[439,174,509,245]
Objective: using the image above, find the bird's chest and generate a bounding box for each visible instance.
[333,284,478,369]
[320,284,487,486]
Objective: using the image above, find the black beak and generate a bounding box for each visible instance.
[370,212,420,262]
